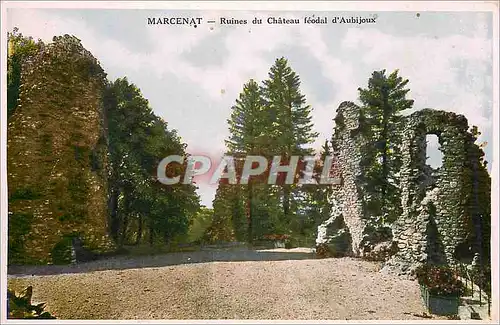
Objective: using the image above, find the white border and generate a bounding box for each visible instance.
[490,0,499,323]
[1,1,499,324]
[0,0,499,11]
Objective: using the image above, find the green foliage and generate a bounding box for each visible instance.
[358,69,414,224]
[8,212,34,264]
[51,235,75,265]
[7,28,201,263]
[261,57,318,157]
[205,184,240,243]
[415,264,465,296]
[261,57,318,232]
[213,57,319,244]
[105,78,200,247]
[465,125,491,262]
[7,286,56,319]
[9,188,41,201]
[299,139,334,236]
[188,207,214,242]
[7,27,42,118]
[226,79,267,155]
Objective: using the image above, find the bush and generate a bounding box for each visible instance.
[415,264,466,296]
[188,208,213,243]
[262,234,290,241]
[315,243,330,258]
[7,286,56,319]
[8,212,34,264]
[51,236,75,264]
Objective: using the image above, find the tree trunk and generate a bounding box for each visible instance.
[380,92,390,220]
[149,226,154,247]
[283,185,290,225]
[119,214,129,247]
[247,181,253,244]
[108,188,120,241]
[135,214,143,245]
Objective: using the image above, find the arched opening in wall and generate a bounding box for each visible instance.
[425,134,443,170]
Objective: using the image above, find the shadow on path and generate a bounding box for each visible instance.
[8,248,316,277]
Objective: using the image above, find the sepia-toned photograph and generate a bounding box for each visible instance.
[1,1,498,322]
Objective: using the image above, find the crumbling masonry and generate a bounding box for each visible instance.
[316,102,491,275]
[8,35,115,264]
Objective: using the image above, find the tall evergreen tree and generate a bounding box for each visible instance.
[226,79,267,155]
[261,57,318,229]
[358,69,414,223]
[205,183,241,243]
[224,79,268,243]
[314,140,334,225]
[299,139,334,240]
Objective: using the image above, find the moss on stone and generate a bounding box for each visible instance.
[7,35,115,265]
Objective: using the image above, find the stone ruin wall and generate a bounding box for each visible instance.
[7,35,115,264]
[317,101,373,257]
[330,102,368,255]
[317,102,490,274]
[384,110,474,273]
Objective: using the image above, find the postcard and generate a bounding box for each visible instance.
[1,1,498,322]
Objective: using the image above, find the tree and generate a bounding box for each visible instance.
[312,140,334,225]
[188,207,214,243]
[466,126,491,264]
[213,58,319,243]
[226,79,267,155]
[225,79,267,243]
[104,78,200,247]
[358,69,414,223]
[261,57,318,229]
[205,184,241,243]
[299,139,334,241]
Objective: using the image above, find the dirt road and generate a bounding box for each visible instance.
[8,248,436,320]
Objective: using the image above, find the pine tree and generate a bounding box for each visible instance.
[300,139,334,240]
[358,69,414,223]
[261,57,318,229]
[315,140,334,223]
[226,79,269,243]
[226,79,267,155]
[214,80,268,243]
[205,183,241,243]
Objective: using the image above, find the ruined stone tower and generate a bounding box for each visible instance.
[316,101,375,257]
[317,102,490,274]
[383,109,490,274]
[8,35,115,264]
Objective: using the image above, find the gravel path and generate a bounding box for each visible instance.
[8,248,439,320]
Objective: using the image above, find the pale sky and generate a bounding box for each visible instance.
[7,9,494,207]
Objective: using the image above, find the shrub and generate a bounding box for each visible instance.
[262,234,290,241]
[315,243,330,258]
[8,212,34,264]
[7,286,56,319]
[415,264,466,296]
[51,235,75,264]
